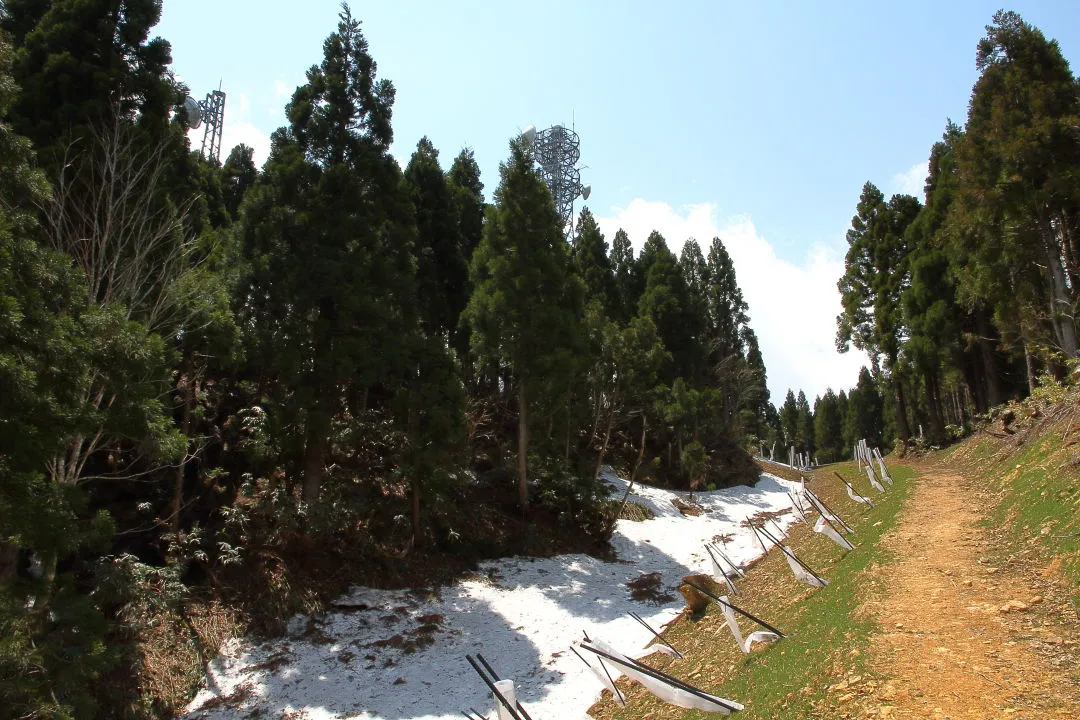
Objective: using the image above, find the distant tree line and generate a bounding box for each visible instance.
[0,2,771,716]
[761,370,886,465]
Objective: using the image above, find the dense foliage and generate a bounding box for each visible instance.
[0,2,772,716]
[2,5,1076,716]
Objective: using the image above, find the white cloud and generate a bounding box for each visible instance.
[221,120,273,168]
[593,199,869,404]
[274,79,294,101]
[235,92,251,116]
[890,161,926,200]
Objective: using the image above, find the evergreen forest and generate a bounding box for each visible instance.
[0,3,1077,717]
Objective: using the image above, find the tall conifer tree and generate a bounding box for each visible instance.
[239,6,413,503]
[465,138,581,510]
[837,183,921,443]
[405,136,469,340]
[571,207,618,315]
[610,228,642,323]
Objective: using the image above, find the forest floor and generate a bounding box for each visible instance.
[858,461,1080,720]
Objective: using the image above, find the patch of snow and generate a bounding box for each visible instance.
[182,470,800,720]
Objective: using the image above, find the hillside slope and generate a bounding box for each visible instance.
[180,472,803,719]
[590,388,1080,720]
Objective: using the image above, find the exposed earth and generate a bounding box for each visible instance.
[856,464,1080,720]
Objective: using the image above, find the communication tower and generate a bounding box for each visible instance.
[521,124,591,239]
[199,90,226,164]
[180,87,227,164]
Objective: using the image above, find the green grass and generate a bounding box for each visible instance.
[592,402,1080,720]
[948,428,1080,600]
[710,465,914,719]
[593,463,914,720]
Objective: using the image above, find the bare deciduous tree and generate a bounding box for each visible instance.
[35,116,216,545]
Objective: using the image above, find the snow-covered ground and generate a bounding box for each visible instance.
[183,470,801,720]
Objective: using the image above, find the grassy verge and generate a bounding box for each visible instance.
[590,463,914,720]
[944,389,1080,604]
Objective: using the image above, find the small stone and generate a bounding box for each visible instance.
[1029,595,1043,604]
[962,579,973,586]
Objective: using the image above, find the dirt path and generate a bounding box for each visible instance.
[862,466,1079,720]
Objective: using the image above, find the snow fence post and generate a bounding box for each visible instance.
[493,680,518,720]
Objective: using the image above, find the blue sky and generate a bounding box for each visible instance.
[159,1,1080,404]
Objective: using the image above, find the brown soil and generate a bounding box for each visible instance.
[860,464,1080,720]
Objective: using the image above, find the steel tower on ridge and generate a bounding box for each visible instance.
[199,89,226,164]
[180,86,227,164]
[521,124,591,239]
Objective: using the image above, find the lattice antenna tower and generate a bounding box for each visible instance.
[199,89,226,164]
[521,124,591,239]
[180,86,226,164]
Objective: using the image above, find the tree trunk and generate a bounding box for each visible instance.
[411,475,422,547]
[1057,211,1080,297]
[594,388,619,479]
[1023,340,1037,396]
[632,414,648,481]
[0,543,17,585]
[517,379,529,512]
[34,550,58,614]
[963,350,987,415]
[975,307,1003,408]
[893,374,911,444]
[589,388,603,446]
[170,364,197,533]
[565,395,572,462]
[1044,234,1078,357]
[923,368,945,444]
[303,404,330,505]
